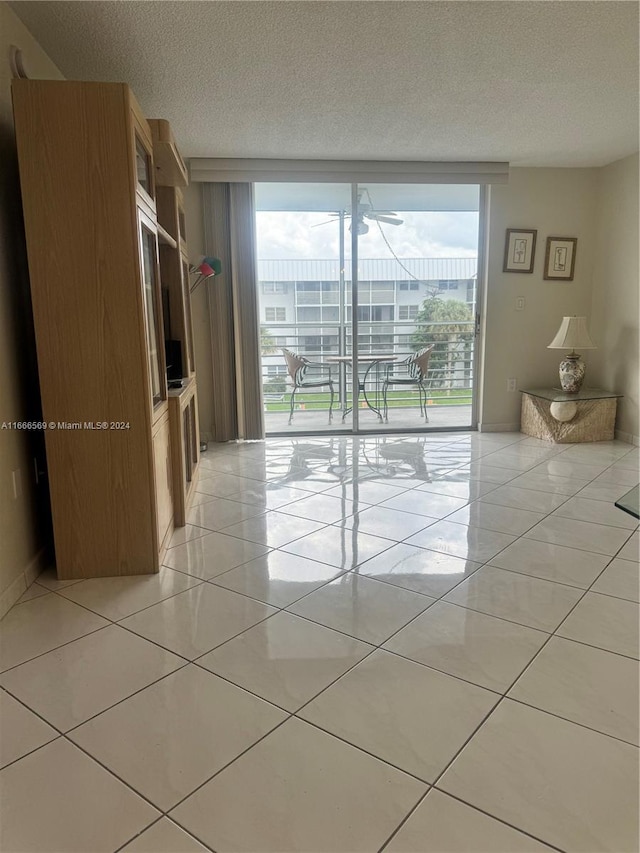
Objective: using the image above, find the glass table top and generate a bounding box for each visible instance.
[521,388,623,403]
[615,485,639,520]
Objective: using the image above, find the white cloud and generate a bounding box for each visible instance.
[256,211,479,260]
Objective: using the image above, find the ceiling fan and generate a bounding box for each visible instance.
[313,192,403,234]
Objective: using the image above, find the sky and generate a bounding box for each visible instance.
[256,211,480,261]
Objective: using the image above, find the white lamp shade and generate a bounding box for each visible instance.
[548,316,597,350]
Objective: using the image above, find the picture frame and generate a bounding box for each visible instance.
[503,228,537,273]
[544,237,578,281]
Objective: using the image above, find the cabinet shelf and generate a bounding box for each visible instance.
[157,223,178,249]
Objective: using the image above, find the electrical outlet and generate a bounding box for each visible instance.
[12,469,22,500]
[507,378,517,392]
[515,297,525,310]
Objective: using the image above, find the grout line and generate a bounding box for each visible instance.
[392,788,566,853]
[2,433,636,851]
[111,816,167,853]
[502,695,640,749]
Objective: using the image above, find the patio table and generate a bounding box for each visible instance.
[327,354,397,422]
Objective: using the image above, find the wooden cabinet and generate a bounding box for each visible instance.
[153,413,173,550]
[168,377,200,526]
[12,79,199,579]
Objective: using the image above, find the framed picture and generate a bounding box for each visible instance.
[503,229,537,273]
[544,237,577,281]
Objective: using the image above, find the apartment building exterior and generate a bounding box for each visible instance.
[259,257,477,389]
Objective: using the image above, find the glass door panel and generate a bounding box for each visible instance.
[181,256,195,373]
[255,182,352,434]
[134,134,154,202]
[354,183,480,432]
[139,218,164,407]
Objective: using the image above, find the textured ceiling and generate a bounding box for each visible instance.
[9,1,639,166]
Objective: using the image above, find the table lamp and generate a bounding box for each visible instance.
[547,316,597,393]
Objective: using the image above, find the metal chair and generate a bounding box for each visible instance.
[382,345,434,422]
[281,348,335,425]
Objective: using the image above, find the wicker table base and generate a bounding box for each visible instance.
[521,393,618,443]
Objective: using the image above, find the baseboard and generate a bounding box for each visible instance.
[0,548,48,620]
[615,429,640,447]
[478,422,521,433]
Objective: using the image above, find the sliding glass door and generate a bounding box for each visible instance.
[353,182,480,433]
[255,182,481,435]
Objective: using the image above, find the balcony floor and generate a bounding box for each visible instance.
[265,404,473,434]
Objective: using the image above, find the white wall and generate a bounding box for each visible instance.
[479,168,598,430]
[589,154,639,443]
[0,2,63,616]
[186,166,638,443]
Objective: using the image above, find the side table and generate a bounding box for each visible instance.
[520,388,622,443]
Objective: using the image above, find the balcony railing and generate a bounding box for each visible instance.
[261,320,475,416]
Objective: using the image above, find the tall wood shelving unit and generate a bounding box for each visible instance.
[12,80,199,579]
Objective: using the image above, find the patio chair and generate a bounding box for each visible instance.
[281,348,335,425]
[382,345,434,423]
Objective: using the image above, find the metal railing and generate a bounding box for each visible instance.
[261,320,475,414]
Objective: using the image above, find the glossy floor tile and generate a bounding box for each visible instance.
[198,611,372,711]
[415,478,498,500]
[385,788,554,852]
[221,509,326,548]
[508,636,640,744]
[439,699,639,852]
[56,566,201,621]
[163,530,270,579]
[524,515,632,555]
[2,431,638,852]
[210,550,344,607]
[0,594,108,672]
[280,492,364,524]
[121,818,210,852]
[478,483,570,513]
[186,496,265,531]
[120,583,276,659]
[507,471,589,496]
[16,583,50,603]
[591,557,640,602]
[70,665,286,810]
[358,543,482,598]
[288,573,434,645]
[281,524,393,569]
[379,490,469,518]
[444,565,583,632]
[300,649,498,781]
[487,536,609,587]
[385,600,547,692]
[339,504,435,539]
[551,494,639,529]
[0,624,184,731]
[618,530,639,561]
[556,591,640,658]
[406,520,517,564]
[0,689,57,769]
[170,717,426,853]
[226,482,314,509]
[447,501,545,535]
[0,738,159,852]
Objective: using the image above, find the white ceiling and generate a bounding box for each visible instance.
[10,0,639,167]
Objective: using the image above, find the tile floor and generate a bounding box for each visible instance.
[0,432,638,853]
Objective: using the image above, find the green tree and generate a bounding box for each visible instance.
[260,328,278,355]
[411,298,474,392]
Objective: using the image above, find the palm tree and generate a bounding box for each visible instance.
[411,297,474,391]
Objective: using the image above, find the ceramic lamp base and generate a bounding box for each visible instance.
[559,355,585,393]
